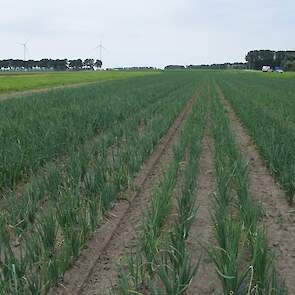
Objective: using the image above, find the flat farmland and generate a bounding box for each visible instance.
[0,71,294,294]
[0,70,158,95]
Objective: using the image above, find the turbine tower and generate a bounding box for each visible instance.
[18,37,31,61]
[95,41,107,62]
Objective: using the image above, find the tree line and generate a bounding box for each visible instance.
[165,50,295,72]
[165,62,247,70]
[246,50,295,71]
[0,59,102,71]
[107,66,156,71]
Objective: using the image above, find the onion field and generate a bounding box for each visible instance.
[0,71,294,294]
[0,70,157,95]
[216,72,295,204]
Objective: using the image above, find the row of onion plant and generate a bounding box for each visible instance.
[215,73,295,205]
[3,81,195,237]
[209,83,287,294]
[114,91,206,294]
[0,72,196,189]
[0,79,199,294]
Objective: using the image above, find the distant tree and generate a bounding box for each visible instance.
[69,59,83,70]
[84,58,95,70]
[0,58,88,71]
[186,62,247,70]
[246,50,295,70]
[53,59,68,71]
[164,65,185,70]
[94,59,103,69]
[39,59,50,69]
[246,50,275,70]
[281,52,295,71]
[0,59,12,70]
[27,60,36,69]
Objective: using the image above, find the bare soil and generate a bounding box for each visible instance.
[50,94,196,295]
[187,135,220,294]
[216,84,295,294]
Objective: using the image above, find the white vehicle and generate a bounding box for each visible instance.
[262,66,272,72]
[276,69,284,74]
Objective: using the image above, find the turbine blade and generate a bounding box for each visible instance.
[25,36,32,44]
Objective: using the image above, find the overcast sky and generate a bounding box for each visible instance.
[1,0,294,68]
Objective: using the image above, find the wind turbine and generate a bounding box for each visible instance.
[94,41,107,62]
[18,37,31,61]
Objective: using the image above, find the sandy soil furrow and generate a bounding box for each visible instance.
[50,92,197,295]
[216,83,295,294]
[187,135,219,294]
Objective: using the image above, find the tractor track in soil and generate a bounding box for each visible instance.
[216,83,295,294]
[50,91,197,295]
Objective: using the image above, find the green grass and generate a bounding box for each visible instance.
[0,70,159,94]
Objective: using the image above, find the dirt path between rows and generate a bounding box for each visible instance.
[216,83,295,294]
[187,134,220,294]
[50,92,197,295]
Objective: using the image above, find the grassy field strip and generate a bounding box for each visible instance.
[2,80,196,238]
[216,75,295,204]
[216,83,295,294]
[114,92,206,294]
[0,76,152,102]
[0,71,159,95]
[209,82,287,294]
[0,79,114,102]
[0,74,194,190]
[0,79,199,294]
